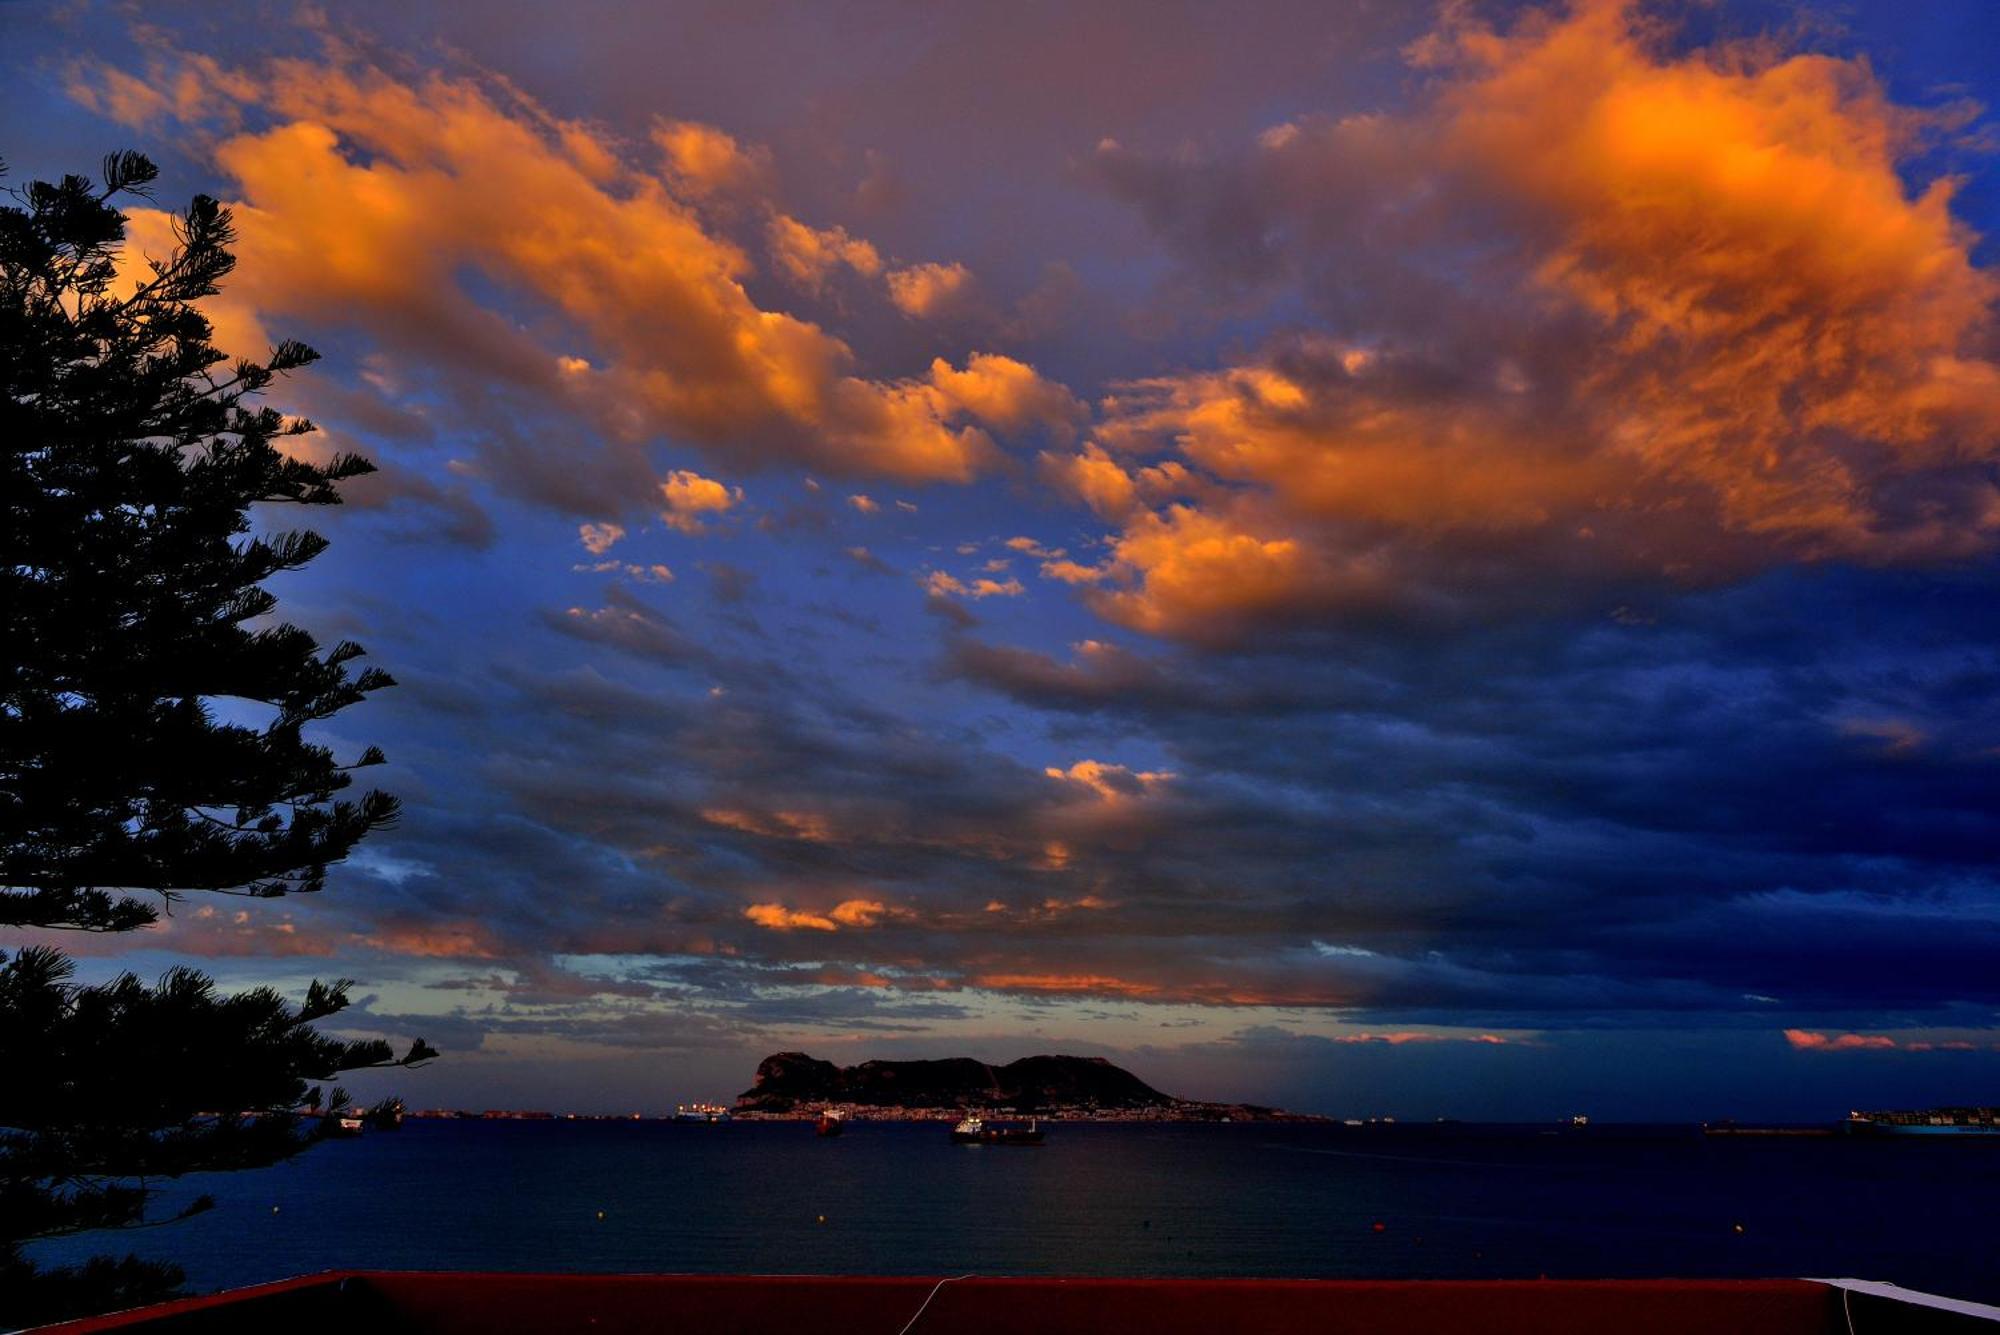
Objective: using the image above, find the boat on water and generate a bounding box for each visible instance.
[321,1112,364,1138]
[816,1109,844,1137]
[675,1102,733,1123]
[1702,1120,1837,1137]
[1845,1106,2000,1136]
[950,1114,1044,1145]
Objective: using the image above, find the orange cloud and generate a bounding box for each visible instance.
[928,354,1087,440]
[797,965,958,991]
[1783,1028,1999,1052]
[1044,759,1173,801]
[137,907,337,959]
[1005,536,1066,559]
[1086,503,1384,640]
[653,118,774,203]
[925,571,1026,600]
[1039,559,1106,585]
[87,51,1076,501]
[745,903,838,932]
[950,972,1406,1007]
[887,260,977,319]
[658,469,742,533]
[766,215,883,290]
[984,893,1116,920]
[829,899,888,928]
[743,898,895,932]
[701,807,838,843]
[1058,0,2000,640]
[68,47,259,134]
[1040,443,1140,519]
[972,972,1164,997]
[1332,1031,1511,1046]
[1784,1029,1900,1051]
[358,919,504,959]
[1434,0,2000,550]
[577,521,626,555]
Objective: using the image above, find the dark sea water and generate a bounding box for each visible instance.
[26,1121,2000,1305]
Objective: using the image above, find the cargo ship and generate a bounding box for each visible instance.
[950,1115,1044,1145]
[1845,1106,2000,1136]
[1702,1120,1837,1137]
[816,1109,844,1137]
[321,1112,364,1137]
[675,1102,732,1123]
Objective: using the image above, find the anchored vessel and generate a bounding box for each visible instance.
[950,1115,1044,1145]
[816,1108,844,1137]
[675,1102,733,1124]
[1845,1106,2000,1136]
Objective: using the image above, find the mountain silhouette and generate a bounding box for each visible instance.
[736,1051,1175,1113]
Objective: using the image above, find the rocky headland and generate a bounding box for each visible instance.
[732,1051,1322,1121]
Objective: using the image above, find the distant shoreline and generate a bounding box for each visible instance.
[398,1112,1904,1130]
[408,1105,1332,1124]
[730,1105,1333,1124]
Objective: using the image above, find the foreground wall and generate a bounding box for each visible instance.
[31,1273,2000,1335]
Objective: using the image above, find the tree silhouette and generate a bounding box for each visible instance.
[0,949,435,1325]
[2,150,398,934]
[1,152,430,1325]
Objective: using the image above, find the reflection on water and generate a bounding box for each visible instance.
[27,1122,2000,1304]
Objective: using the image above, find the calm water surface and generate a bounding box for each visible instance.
[28,1122,2000,1303]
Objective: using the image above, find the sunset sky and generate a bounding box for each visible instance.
[8,0,1999,1120]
